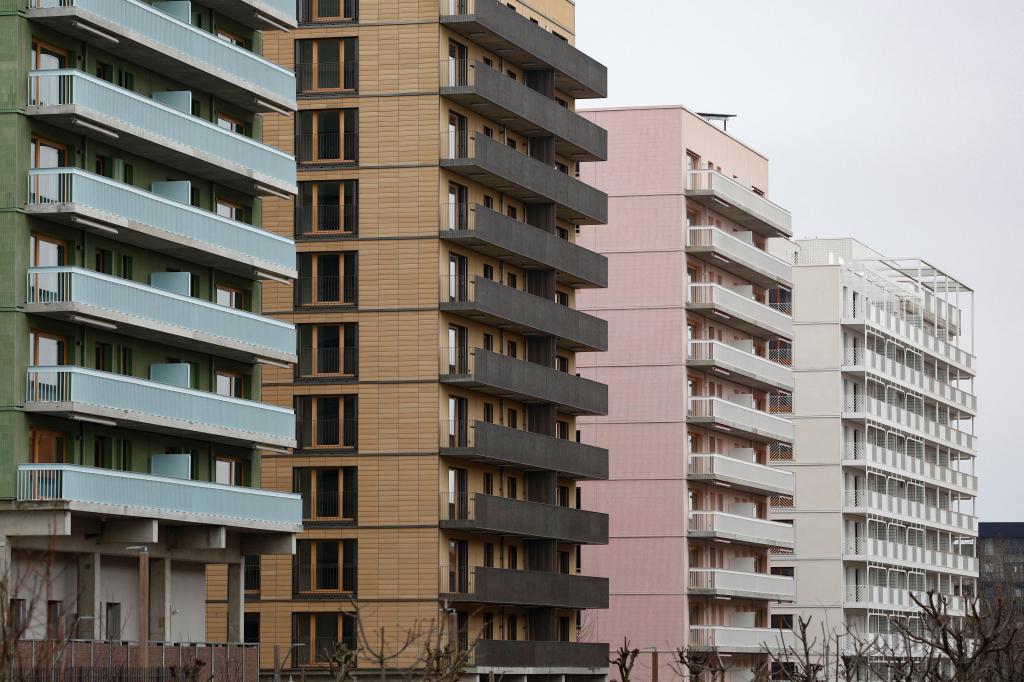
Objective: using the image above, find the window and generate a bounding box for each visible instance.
[30,234,66,267]
[117,69,134,91]
[506,205,517,220]
[244,555,261,593]
[507,614,518,641]
[295,539,357,594]
[216,28,246,48]
[119,347,133,376]
[556,356,569,373]
[556,291,569,306]
[507,546,518,570]
[30,136,66,170]
[94,249,112,275]
[771,614,794,630]
[94,155,111,178]
[120,439,133,471]
[556,420,569,440]
[506,341,517,359]
[299,0,359,23]
[292,613,358,665]
[216,199,245,222]
[120,255,133,280]
[94,343,112,371]
[483,473,493,495]
[297,37,358,92]
[31,39,66,70]
[483,195,494,209]
[557,227,569,240]
[297,180,358,235]
[771,566,795,577]
[297,109,359,163]
[298,323,358,377]
[295,467,357,521]
[216,371,244,398]
[215,284,245,310]
[507,408,517,429]
[9,600,26,640]
[243,613,260,645]
[29,429,65,464]
[557,486,570,507]
[216,113,245,135]
[483,126,493,138]
[558,617,570,642]
[295,395,358,448]
[105,603,121,641]
[483,543,494,568]
[298,253,358,306]
[482,264,493,280]
[506,272,517,288]
[483,403,493,423]
[29,330,66,366]
[483,334,493,352]
[215,457,246,486]
[482,613,494,639]
[507,477,517,499]
[558,550,570,574]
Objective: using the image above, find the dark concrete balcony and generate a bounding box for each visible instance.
[440,419,608,480]
[440,566,608,609]
[440,493,608,545]
[439,347,608,416]
[441,276,607,352]
[440,204,607,288]
[441,59,606,161]
[440,0,607,99]
[472,640,610,671]
[440,132,607,225]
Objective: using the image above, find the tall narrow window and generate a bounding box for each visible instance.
[297,109,358,163]
[296,181,358,235]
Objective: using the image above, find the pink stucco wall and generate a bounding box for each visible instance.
[576,106,772,679]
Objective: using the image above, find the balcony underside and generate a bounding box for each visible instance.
[440,207,607,288]
[200,0,297,30]
[442,567,608,609]
[688,582,795,602]
[687,300,792,340]
[685,242,792,289]
[24,400,294,449]
[687,468,794,497]
[25,301,294,364]
[26,8,295,113]
[688,528,794,550]
[27,106,296,197]
[686,356,793,393]
[25,205,296,281]
[441,421,608,480]
[687,413,793,445]
[441,494,607,545]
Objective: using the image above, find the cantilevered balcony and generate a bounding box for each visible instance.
[842,490,977,535]
[841,442,977,497]
[688,568,795,602]
[200,0,297,30]
[440,0,607,99]
[25,267,295,364]
[688,510,795,549]
[687,283,792,340]
[440,566,608,609]
[687,340,793,392]
[440,276,607,352]
[689,626,795,654]
[688,453,794,496]
[16,464,301,532]
[440,420,607,480]
[841,347,977,416]
[27,0,295,113]
[440,203,607,288]
[440,347,608,415]
[685,170,791,238]
[440,60,606,161]
[472,640,609,671]
[28,70,296,196]
[25,367,295,448]
[844,585,967,616]
[26,169,296,280]
[440,131,607,224]
[440,493,608,545]
[843,537,977,576]
[688,396,794,444]
[841,393,976,454]
[686,227,792,288]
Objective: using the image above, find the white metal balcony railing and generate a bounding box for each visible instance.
[29,0,295,108]
[841,393,976,453]
[687,340,793,391]
[689,568,796,600]
[841,347,977,413]
[843,301,975,374]
[844,584,967,615]
[688,510,795,547]
[25,366,295,446]
[27,70,296,193]
[842,489,976,534]
[841,442,977,495]
[17,464,301,528]
[844,537,978,574]
[688,396,794,443]
[686,227,793,286]
[688,283,792,338]
[689,625,795,652]
[685,169,792,237]
[26,168,295,276]
[688,454,795,495]
[27,267,295,360]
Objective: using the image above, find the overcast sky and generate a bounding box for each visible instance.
[575,1,1024,520]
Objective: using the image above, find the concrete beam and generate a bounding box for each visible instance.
[100,519,158,544]
[176,526,226,550]
[77,553,101,640]
[0,510,71,537]
[240,533,294,556]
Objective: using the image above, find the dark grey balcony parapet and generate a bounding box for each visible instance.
[441,276,607,352]
[441,132,608,225]
[441,60,607,161]
[441,204,607,288]
[440,493,608,545]
[440,420,608,480]
[472,640,610,671]
[440,0,608,99]
[443,566,608,609]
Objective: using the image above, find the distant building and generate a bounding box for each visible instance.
[979,522,1024,614]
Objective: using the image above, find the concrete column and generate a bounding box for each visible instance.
[226,561,244,643]
[136,552,149,665]
[149,557,171,642]
[76,553,101,640]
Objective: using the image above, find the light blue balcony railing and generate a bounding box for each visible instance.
[26,366,295,447]
[27,168,296,277]
[30,0,295,110]
[28,70,296,194]
[17,464,301,529]
[27,267,295,361]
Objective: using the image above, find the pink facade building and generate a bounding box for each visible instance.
[577,106,797,681]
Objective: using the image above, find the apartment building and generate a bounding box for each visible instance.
[577,106,797,681]
[248,0,611,677]
[0,0,301,675]
[979,523,1024,619]
[771,238,978,652]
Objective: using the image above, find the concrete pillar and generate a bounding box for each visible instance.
[226,561,244,643]
[149,557,171,642]
[76,552,101,640]
[136,551,149,665]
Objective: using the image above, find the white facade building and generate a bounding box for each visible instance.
[770,238,977,646]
